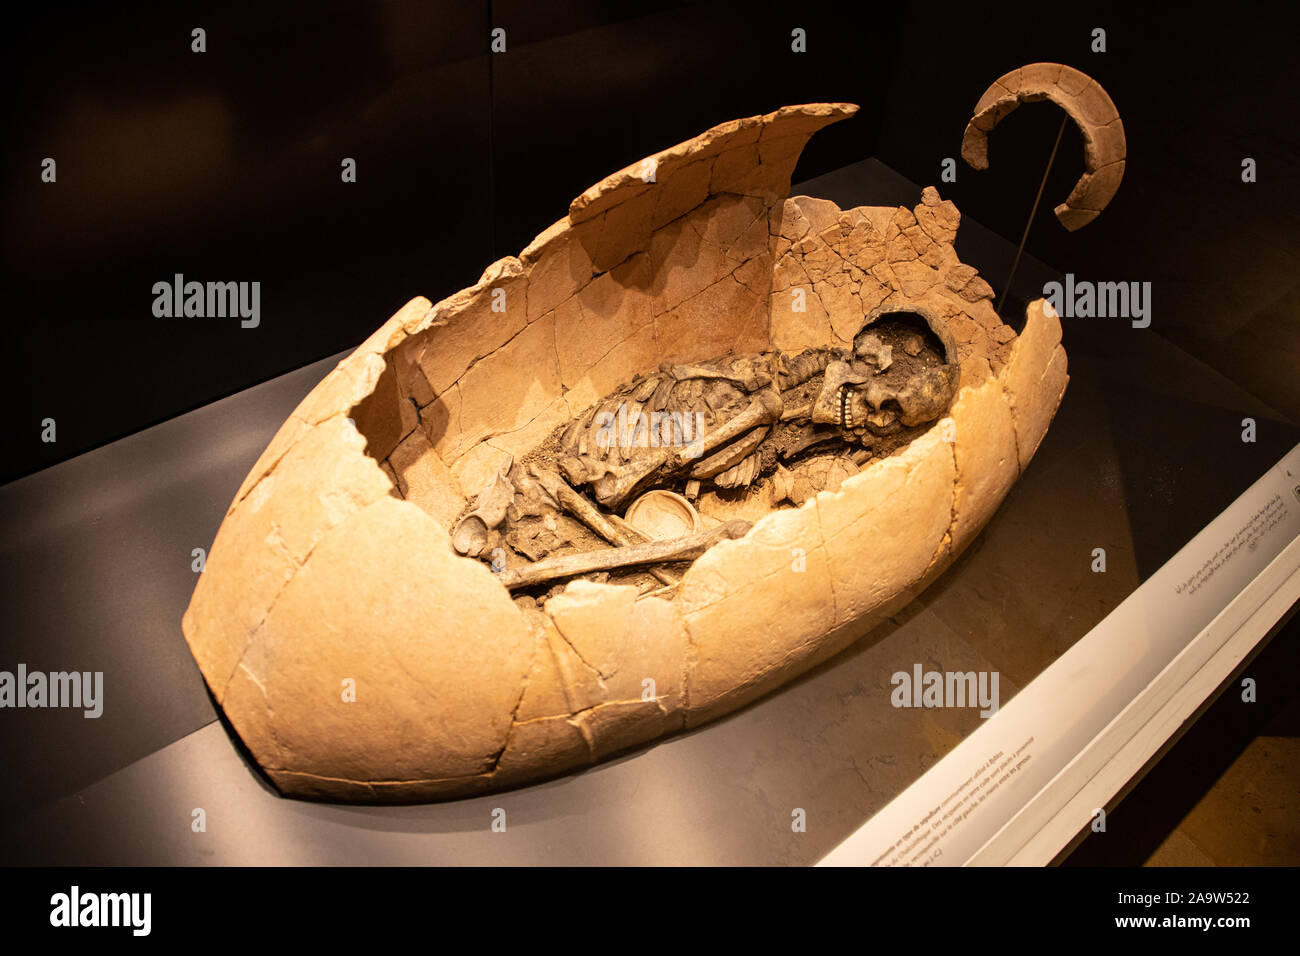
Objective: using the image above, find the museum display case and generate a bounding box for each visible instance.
[1,2,1296,873]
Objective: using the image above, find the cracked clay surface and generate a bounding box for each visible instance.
[182,104,1069,801]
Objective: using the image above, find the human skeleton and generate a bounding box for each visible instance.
[452,313,958,590]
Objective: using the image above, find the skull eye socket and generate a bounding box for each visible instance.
[855,309,951,365]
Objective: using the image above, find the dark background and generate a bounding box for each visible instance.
[2,0,1296,482]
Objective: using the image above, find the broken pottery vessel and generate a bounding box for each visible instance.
[183,103,1069,801]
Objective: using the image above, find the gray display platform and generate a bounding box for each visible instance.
[1,160,1295,864]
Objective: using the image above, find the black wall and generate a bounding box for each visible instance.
[870,0,1300,422]
[3,1,1295,483]
[2,0,895,482]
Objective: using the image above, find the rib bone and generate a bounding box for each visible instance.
[593,388,783,508]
